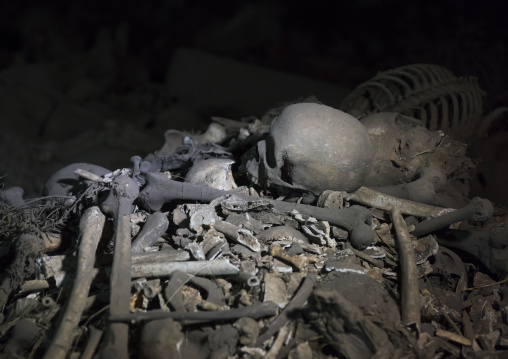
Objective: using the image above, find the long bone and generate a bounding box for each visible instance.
[98,175,139,358]
[412,197,494,237]
[390,208,420,329]
[138,172,374,249]
[43,207,105,359]
[336,186,450,218]
[372,166,447,204]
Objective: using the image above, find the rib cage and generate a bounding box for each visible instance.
[340,64,485,141]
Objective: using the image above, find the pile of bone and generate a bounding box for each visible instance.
[1,102,508,358]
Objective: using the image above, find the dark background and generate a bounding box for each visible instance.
[0,0,507,202]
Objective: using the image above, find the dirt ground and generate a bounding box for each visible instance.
[1,1,508,358]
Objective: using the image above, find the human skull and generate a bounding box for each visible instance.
[252,103,374,194]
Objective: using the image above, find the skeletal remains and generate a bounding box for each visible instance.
[1,98,505,357]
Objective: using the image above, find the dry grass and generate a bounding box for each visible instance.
[0,182,104,242]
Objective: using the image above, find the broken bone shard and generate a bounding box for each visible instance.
[185,158,237,191]
[256,103,373,194]
[164,270,225,311]
[214,219,261,252]
[193,122,227,144]
[131,212,169,252]
[138,172,375,249]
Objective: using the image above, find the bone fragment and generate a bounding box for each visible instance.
[373,167,446,204]
[214,219,261,252]
[100,175,139,219]
[19,280,50,293]
[37,251,190,285]
[138,172,374,249]
[131,212,169,252]
[228,271,260,287]
[271,245,314,270]
[97,174,139,358]
[337,186,451,218]
[263,326,288,359]
[131,250,190,264]
[350,246,384,268]
[390,208,420,329]
[412,197,494,237]
[74,168,104,182]
[108,301,278,324]
[132,259,239,278]
[43,207,105,359]
[256,273,317,346]
[130,155,142,177]
[435,329,472,346]
[165,270,225,309]
[80,327,103,359]
[99,214,132,358]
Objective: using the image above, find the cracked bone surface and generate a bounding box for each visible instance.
[252,102,373,194]
[138,172,374,249]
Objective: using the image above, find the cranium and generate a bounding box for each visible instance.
[247,103,374,195]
